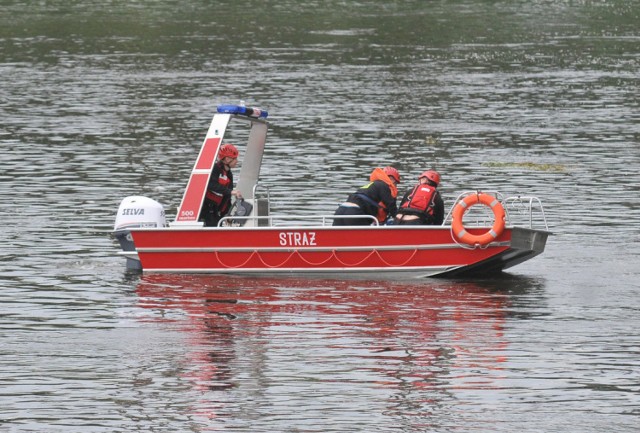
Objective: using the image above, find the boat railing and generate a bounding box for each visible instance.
[227,183,381,228]
[252,182,272,227]
[224,189,548,230]
[219,213,379,227]
[444,191,548,231]
[502,195,549,231]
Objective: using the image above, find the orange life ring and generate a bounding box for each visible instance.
[451,193,506,246]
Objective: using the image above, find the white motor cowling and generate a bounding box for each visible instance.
[114,196,166,230]
[113,196,166,271]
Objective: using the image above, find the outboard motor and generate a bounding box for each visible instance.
[113,196,166,270]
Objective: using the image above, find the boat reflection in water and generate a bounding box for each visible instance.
[134,274,540,428]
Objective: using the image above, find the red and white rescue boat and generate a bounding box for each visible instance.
[113,104,550,279]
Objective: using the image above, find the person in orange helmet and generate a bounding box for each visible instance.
[333,166,400,226]
[395,170,444,225]
[199,143,243,227]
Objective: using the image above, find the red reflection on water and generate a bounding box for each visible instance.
[135,274,510,424]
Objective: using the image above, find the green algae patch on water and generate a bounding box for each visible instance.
[484,161,567,172]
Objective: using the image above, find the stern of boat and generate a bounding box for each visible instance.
[112,196,166,270]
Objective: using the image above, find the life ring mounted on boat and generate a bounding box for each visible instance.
[451,193,506,247]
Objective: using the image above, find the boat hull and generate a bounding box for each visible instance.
[125,225,549,279]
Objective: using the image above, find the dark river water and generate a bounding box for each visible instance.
[1,1,639,431]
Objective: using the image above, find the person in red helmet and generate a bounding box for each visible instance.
[199,143,243,227]
[333,166,400,226]
[395,169,444,225]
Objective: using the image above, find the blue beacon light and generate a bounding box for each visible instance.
[217,104,268,119]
